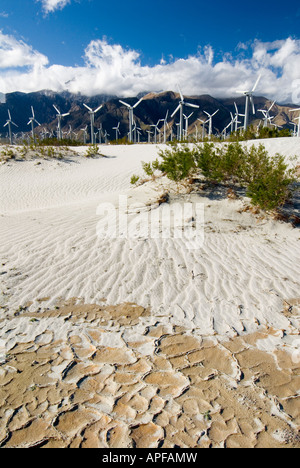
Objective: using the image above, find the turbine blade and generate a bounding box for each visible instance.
[252,74,261,92]
[12,121,18,127]
[3,122,8,127]
[268,101,275,111]
[212,109,219,117]
[53,105,60,114]
[171,104,181,118]
[119,100,131,108]
[95,105,103,113]
[133,98,143,108]
[185,103,199,109]
[250,96,255,114]
[8,110,11,120]
[177,84,183,101]
[83,103,92,112]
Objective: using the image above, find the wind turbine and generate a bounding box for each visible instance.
[233,102,244,132]
[290,122,297,137]
[119,97,143,143]
[146,129,153,144]
[183,112,194,140]
[236,74,261,131]
[98,124,103,144]
[158,110,169,144]
[258,101,276,128]
[221,121,232,140]
[3,110,18,145]
[53,105,70,140]
[150,120,161,144]
[113,122,121,141]
[171,86,199,141]
[203,109,219,139]
[132,120,142,144]
[81,125,88,144]
[27,106,41,142]
[83,103,103,145]
[197,118,208,140]
[289,108,300,137]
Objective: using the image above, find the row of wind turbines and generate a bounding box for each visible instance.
[2,76,300,145]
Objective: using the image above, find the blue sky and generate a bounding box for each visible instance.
[0,0,300,103]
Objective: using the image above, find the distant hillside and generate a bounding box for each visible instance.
[0,89,298,142]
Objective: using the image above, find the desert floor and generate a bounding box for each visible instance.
[0,139,299,448]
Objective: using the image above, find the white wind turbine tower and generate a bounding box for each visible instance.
[150,120,161,144]
[290,122,297,137]
[236,74,261,131]
[233,102,243,132]
[81,125,88,144]
[27,106,41,142]
[289,108,300,137]
[183,112,194,140]
[132,120,142,144]
[53,105,70,140]
[3,110,18,145]
[171,86,199,141]
[113,122,121,141]
[203,109,219,139]
[258,101,276,128]
[83,103,103,145]
[197,118,208,140]
[119,97,143,143]
[158,110,169,144]
[146,129,153,143]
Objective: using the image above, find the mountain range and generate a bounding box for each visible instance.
[0,90,298,142]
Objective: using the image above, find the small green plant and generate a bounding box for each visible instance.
[85,144,101,157]
[130,174,140,185]
[141,161,154,177]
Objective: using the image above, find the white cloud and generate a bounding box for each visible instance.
[0,30,48,69]
[0,33,299,104]
[38,0,71,14]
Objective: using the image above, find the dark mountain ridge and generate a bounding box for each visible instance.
[0,90,298,142]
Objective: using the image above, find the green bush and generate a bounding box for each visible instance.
[157,143,197,181]
[138,142,296,211]
[244,148,295,210]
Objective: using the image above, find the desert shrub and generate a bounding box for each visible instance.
[194,143,224,182]
[244,147,295,210]
[141,161,155,177]
[220,142,246,182]
[138,142,296,211]
[157,143,197,181]
[84,144,101,157]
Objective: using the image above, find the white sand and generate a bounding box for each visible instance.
[0,138,299,354]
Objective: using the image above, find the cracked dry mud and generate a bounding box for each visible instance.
[0,299,299,448]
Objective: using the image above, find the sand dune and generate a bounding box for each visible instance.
[0,138,299,448]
